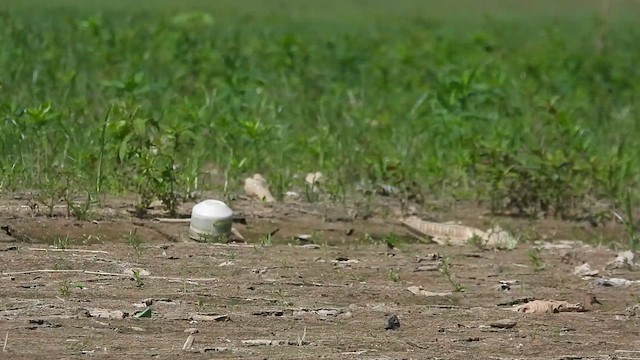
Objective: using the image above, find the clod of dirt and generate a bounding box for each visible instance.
[200,347,231,353]
[414,264,439,272]
[76,308,91,318]
[593,278,638,287]
[293,308,344,317]
[415,253,440,262]
[407,286,452,298]
[243,339,310,346]
[384,314,401,330]
[625,304,640,317]
[573,263,599,278]
[332,258,359,267]
[583,293,602,309]
[140,298,174,307]
[189,314,230,322]
[253,310,285,317]
[453,337,481,343]
[244,174,275,202]
[511,300,586,314]
[130,326,144,332]
[87,308,129,319]
[488,319,517,329]
[605,251,637,270]
[0,224,32,242]
[497,297,537,307]
[560,250,584,265]
[495,280,521,291]
[534,240,582,250]
[305,172,324,186]
[184,328,199,334]
[1,224,15,236]
[26,319,61,329]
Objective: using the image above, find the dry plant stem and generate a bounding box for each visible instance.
[153,218,191,223]
[182,335,195,351]
[2,332,7,352]
[0,269,217,282]
[27,248,109,254]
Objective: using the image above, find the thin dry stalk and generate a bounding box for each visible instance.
[0,269,217,282]
[297,326,307,346]
[27,248,109,254]
[3,332,7,352]
[153,218,190,223]
[182,335,195,351]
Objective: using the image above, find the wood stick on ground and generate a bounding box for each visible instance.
[0,269,217,282]
[182,335,195,351]
[27,248,109,254]
[3,332,7,352]
[153,218,190,223]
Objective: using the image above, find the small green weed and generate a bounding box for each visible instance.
[382,233,407,251]
[467,234,488,250]
[260,233,274,247]
[196,298,206,312]
[131,269,144,288]
[439,256,465,292]
[53,235,70,249]
[125,229,144,262]
[527,247,546,272]
[388,269,401,282]
[59,279,72,298]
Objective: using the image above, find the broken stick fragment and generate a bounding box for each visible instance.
[182,335,195,351]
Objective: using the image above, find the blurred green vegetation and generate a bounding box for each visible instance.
[0,0,639,232]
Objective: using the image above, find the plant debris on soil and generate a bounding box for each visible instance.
[1,196,640,359]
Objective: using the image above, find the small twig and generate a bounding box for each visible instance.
[182,335,195,351]
[297,326,307,346]
[27,248,109,254]
[0,269,217,282]
[153,218,190,223]
[3,332,7,352]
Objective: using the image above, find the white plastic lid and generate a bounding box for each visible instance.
[192,200,233,221]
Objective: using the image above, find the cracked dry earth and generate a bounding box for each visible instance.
[1,196,640,359]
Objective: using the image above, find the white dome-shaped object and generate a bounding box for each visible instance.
[189,200,234,241]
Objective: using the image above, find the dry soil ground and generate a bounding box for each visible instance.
[1,193,640,360]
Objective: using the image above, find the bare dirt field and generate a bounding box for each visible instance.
[1,193,640,359]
